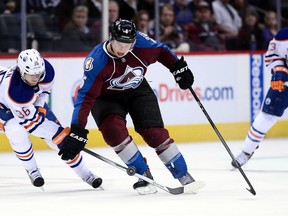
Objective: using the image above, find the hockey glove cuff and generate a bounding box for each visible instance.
[58,124,89,160]
[170,56,194,90]
[271,66,288,92]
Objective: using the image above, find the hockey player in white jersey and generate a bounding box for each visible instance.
[232,27,288,167]
[0,49,102,188]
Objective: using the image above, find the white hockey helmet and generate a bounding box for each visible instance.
[17,49,45,79]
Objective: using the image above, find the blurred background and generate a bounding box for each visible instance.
[1,0,288,151]
[0,0,287,54]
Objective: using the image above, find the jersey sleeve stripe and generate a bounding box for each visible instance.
[23,112,45,133]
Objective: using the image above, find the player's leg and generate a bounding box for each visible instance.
[130,80,194,186]
[4,118,44,187]
[91,97,156,194]
[40,104,102,188]
[46,126,102,188]
[232,88,285,167]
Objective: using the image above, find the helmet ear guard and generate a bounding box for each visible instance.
[111,18,137,43]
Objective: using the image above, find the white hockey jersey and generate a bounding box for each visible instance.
[265,27,288,72]
[0,59,60,139]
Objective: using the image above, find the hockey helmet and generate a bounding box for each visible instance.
[111,19,136,43]
[17,49,45,80]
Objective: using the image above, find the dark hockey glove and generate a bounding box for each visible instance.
[271,66,288,92]
[0,108,13,131]
[58,124,89,160]
[170,56,194,90]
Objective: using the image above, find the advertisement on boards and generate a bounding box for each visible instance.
[249,54,264,123]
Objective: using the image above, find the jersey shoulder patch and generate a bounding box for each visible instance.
[84,57,94,71]
[84,44,109,73]
[8,71,34,104]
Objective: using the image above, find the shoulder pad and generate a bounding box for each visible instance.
[40,59,55,84]
[8,71,34,104]
[275,27,288,41]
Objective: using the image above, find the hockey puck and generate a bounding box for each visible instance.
[127,167,136,176]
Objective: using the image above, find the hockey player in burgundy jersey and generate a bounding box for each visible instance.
[232,27,288,168]
[0,49,102,189]
[58,19,195,195]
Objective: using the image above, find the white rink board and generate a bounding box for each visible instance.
[0,53,286,129]
[45,54,274,128]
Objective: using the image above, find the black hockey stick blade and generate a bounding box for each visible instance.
[83,148,205,195]
[188,87,256,196]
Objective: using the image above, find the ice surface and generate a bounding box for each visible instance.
[1,139,287,216]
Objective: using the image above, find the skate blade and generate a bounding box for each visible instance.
[97,185,105,190]
[135,184,158,195]
[183,180,205,194]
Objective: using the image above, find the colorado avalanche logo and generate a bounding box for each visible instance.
[108,65,144,90]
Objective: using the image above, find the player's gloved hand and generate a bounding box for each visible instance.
[0,107,13,131]
[271,66,288,92]
[169,56,194,90]
[58,124,89,160]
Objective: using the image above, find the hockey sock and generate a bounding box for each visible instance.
[113,137,148,174]
[243,111,278,154]
[156,141,188,179]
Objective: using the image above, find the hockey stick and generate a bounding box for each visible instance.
[188,86,256,196]
[83,147,205,195]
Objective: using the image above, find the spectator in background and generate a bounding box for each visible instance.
[188,0,214,16]
[60,5,95,52]
[26,0,61,19]
[92,0,120,44]
[83,0,101,22]
[117,0,135,20]
[248,0,276,23]
[230,0,254,19]
[108,0,120,25]
[237,9,263,50]
[261,10,278,49]
[53,0,82,30]
[212,0,242,50]
[184,1,224,51]
[124,0,137,12]
[0,1,6,13]
[137,0,155,20]
[172,0,194,27]
[3,0,17,14]
[155,4,189,52]
[133,10,153,38]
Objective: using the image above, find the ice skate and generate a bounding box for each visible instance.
[178,172,195,186]
[231,151,254,168]
[83,172,103,189]
[133,168,157,195]
[178,172,206,193]
[26,169,44,187]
